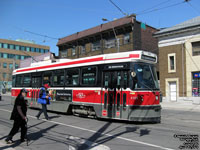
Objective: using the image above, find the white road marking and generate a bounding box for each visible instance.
[66,135,110,150]
[0,108,174,150]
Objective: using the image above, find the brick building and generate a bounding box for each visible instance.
[57,15,158,64]
[0,39,50,91]
[154,16,200,104]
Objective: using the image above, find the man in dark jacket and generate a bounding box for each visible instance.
[36,83,51,120]
[5,88,28,144]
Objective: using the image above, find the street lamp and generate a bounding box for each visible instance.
[102,18,120,53]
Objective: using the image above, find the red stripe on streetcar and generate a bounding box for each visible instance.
[16,53,140,73]
[16,57,104,73]
[129,54,140,58]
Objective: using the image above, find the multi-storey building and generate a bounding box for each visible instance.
[57,15,158,63]
[154,16,200,104]
[0,38,50,91]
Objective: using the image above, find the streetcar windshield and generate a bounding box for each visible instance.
[132,63,159,90]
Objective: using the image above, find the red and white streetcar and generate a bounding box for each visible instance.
[12,50,161,122]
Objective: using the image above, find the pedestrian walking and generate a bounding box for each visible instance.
[36,83,51,120]
[5,88,28,144]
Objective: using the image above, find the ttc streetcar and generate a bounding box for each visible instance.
[11,50,161,123]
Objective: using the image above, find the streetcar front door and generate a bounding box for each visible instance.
[102,71,128,119]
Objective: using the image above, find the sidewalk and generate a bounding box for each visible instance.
[1,92,11,97]
[161,101,200,112]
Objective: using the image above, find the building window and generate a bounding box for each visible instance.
[0,43,2,48]
[72,47,76,56]
[168,53,176,73]
[21,55,25,60]
[20,46,25,51]
[3,73,6,79]
[16,55,21,60]
[25,56,31,59]
[15,64,19,69]
[8,54,15,59]
[105,37,115,49]
[3,63,7,68]
[192,41,200,56]
[26,47,30,52]
[91,41,100,51]
[9,74,12,80]
[124,33,130,44]
[9,44,15,49]
[3,43,8,49]
[36,48,39,52]
[60,49,68,58]
[9,63,13,69]
[170,56,174,70]
[81,45,86,54]
[44,49,49,53]
[3,53,8,58]
[40,49,44,53]
[192,72,200,97]
[15,45,20,50]
[31,47,35,52]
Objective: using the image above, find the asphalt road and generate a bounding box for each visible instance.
[0,95,199,150]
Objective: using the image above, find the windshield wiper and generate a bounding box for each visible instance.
[138,81,155,91]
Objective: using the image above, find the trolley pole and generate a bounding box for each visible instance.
[102,18,120,53]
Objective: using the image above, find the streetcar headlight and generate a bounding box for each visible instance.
[156,95,159,100]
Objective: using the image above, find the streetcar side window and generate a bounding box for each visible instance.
[16,75,23,87]
[43,71,52,86]
[81,66,97,86]
[32,75,42,88]
[23,74,31,87]
[123,72,128,89]
[66,68,80,86]
[53,69,65,86]
[12,75,16,87]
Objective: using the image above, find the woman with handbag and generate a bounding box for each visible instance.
[5,88,28,144]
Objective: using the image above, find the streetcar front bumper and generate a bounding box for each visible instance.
[128,105,161,123]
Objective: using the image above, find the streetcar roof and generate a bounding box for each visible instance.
[13,50,157,75]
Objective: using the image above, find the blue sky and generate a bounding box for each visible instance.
[0,0,200,56]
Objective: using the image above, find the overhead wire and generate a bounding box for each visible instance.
[137,0,187,16]
[8,25,52,62]
[108,0,128,16]
[8,0,195,43]
[186,1,200,15]
[6,0,198,51]
[24,30,58,40]
[136,0,172,15]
